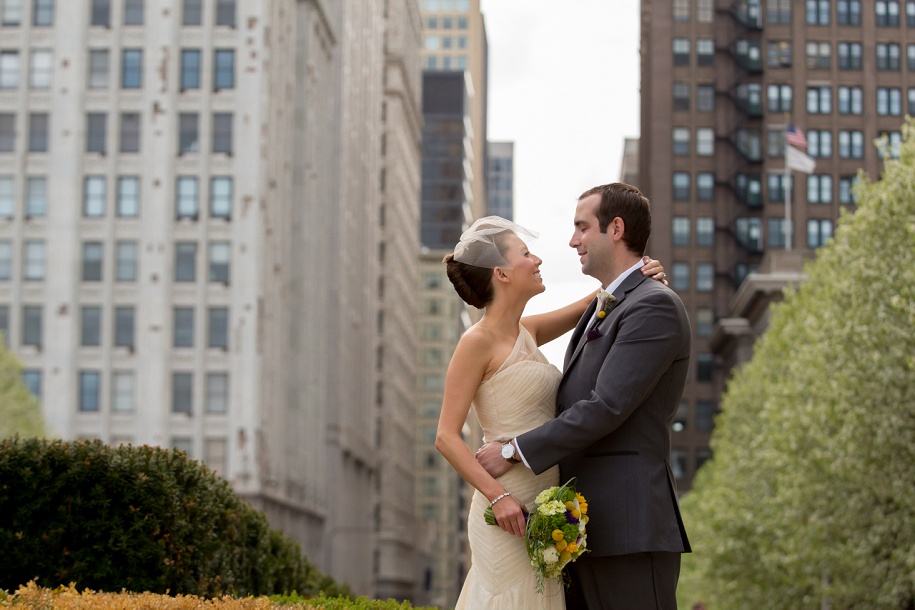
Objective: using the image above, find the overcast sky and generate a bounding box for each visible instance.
[479,0,642,365]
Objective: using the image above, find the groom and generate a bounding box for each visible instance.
[477,183,691,609]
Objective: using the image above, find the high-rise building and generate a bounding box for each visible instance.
[619,137,640,188]
[0,0,424,596]
[639,0,902,492]
[486,141,514,219]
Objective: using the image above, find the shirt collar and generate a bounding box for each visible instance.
[602,259,646,296]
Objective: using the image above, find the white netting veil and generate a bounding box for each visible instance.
[451,216,539,269]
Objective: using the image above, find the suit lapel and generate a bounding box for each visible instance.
[564,297,597,370]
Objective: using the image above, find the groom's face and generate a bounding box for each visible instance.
[570,194,614,284]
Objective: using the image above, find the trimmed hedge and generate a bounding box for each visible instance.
[0,438,350,599]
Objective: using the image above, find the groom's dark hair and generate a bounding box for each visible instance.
[580,182,651,256]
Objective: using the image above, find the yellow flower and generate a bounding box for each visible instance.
[560,550,572,562]
[555,539,568,552]
[565,501,575,510]
[576,493,585,503]
[567,542,579,554]
[579,502,588,514]
[551,529,564,542]
[571,508,581,519]
[597,310,606,319]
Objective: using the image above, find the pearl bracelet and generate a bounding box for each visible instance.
[488,491,511,508]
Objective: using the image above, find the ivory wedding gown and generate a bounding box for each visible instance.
[455,325,565,610]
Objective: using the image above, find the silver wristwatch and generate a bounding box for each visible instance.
[501,441,520,463]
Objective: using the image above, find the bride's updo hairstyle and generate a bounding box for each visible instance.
[443,216,539,309]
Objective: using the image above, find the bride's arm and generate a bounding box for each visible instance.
[435,331,528,537]
[522,256,667,346]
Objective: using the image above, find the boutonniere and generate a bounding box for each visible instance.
[596,291,616,319]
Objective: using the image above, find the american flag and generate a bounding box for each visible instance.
[786,125,808,149]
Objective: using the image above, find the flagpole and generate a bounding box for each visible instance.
[784,113,792,252]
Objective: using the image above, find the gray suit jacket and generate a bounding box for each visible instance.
[518,270,691,557]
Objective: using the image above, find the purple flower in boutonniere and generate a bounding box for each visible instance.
[586,326,603,342]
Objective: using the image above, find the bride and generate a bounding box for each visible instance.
[435,217,665,609]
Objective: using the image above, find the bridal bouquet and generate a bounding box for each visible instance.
[483,479,589,593]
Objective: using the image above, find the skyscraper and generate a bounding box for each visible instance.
[640,0,903,491]
[486,141,514,219]
[0,0,424,596]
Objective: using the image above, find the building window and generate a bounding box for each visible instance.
[0,113,15,152]
[838,0,862,24]
[116,176,139,217]
[204,438,227,474]
[670,448,688,480]
[212,112,232,154]
[114,306,134,348]
[180,49,201,90]
[86,112,106,153]
[807,0,830,24]
[22,305,42,347]
[27,113,47,153]
[209,242,230,284]
[877,131,902,160]
[124,0,143,25]
[176,176,198,219]
[1,0,22,25]
[173,306,194,347]
[673,0,689,21]
[23,240,44,280]
[696,128,714,156]
[767,173,790,202]
[178,113,198,154]
[79,371,101,411]
[837,42,862,70]
[172,372,193,414]
[807,129,832,158]
[768,218,789,248]
[121,49,142,88]
[696,217,714,247]
[115,241,137,282]
[213,49,234,90]
[0,240,11,279]
[696,353,714,382]
[910,88,915,115]
[696,85,714,112]
[206,372,229,413]
[767,0,791,23]
[807,219,833,248]
[806,86,831,114]
[696,173,714,201]
[672,172,690,200]
[696,401,716,431]
[838,130,865,158]
[0,176,12,217]
[171,436,192,454]
[806,41,831,69]
[671,262,690,291]
[119,112,140,153]
[83,176,106,217]
[90,0,110,26]
[876,0,900,26]
[182,0,202,25]
[112,371,134,412]
[175,242,197,282]
[22,369,41,399]
[216,0,235,27]
[673,38,690,66]
[88,49,109,88]
[838,86,863,114]
[838,176,858,204]
[807,175,833,204]
[767,40,792,67]
[82,242,103,281]
[81,306,101,346]
[29,49,52,89]
[908,0,915,25]
[672,217,690,246]
[877,87,902,115]
[908,44,915,70]
[672,128,689,155]
[673,82,690,111]
[210,177,232,219]
[26,176,46,217]
[0,51,20,90]
[207,307,228,349]
[737,128,761,160]
[766,84,792,113]
[735,218,763,252]
[696,308,715,337]
[877,43,901,70]
[697,0,713,21]
[696,39,714,66]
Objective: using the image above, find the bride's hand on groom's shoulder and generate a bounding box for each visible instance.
[476,441,512,478]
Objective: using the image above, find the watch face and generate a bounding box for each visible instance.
[501,443,514,459]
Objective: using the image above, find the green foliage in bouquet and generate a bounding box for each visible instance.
[677,118,915,609]
[0,437,350,599]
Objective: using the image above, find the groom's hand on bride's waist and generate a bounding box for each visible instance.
[476,440,514,478]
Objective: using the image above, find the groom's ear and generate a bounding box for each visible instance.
[610,217,626,241]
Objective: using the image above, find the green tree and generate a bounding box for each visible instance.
[0,340,45,438]
[678,119,915,609]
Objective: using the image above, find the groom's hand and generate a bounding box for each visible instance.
[476,441,513,478]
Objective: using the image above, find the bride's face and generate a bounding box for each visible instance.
[497,235,545,298]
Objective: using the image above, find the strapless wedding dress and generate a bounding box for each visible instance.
[455,325,565,610]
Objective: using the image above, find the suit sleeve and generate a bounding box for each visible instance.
[518,289,686,474]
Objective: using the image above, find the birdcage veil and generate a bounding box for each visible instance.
[451,216,539,269]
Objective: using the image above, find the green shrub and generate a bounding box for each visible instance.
[0,438,347,598]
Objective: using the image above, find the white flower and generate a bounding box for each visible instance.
[537,500,566,516]
[542,546,559,564]
[535,487,558,505]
